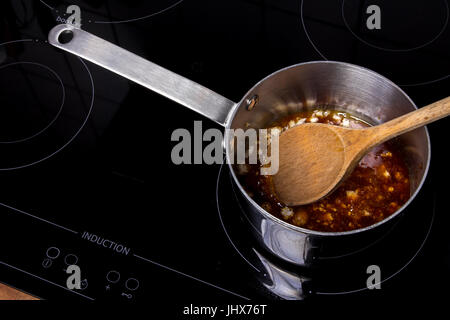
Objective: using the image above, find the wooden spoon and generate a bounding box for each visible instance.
[273,96,450,206]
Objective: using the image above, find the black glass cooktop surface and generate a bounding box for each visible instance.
[0,0,448,312]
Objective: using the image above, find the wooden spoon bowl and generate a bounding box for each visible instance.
[274,96,450,206]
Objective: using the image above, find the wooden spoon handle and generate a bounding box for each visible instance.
[367,96,450,146]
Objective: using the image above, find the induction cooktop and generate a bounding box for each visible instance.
[0,0,448,312]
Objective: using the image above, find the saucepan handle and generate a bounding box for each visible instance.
[48,24,236,127]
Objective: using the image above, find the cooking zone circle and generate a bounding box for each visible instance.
[0,61,65,143]
[39,0,184,24]
[342,0,449,52]
[300,0,450,86]
[216,163,435,298]
[0,39,93,170]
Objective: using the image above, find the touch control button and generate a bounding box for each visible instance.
[106,270,120,283]
[64,254,78,265]
[42,258,52,268]
[46,247,60,259]
[125,278,139,291]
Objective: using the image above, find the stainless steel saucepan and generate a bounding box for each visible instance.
[48,24,430,267]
